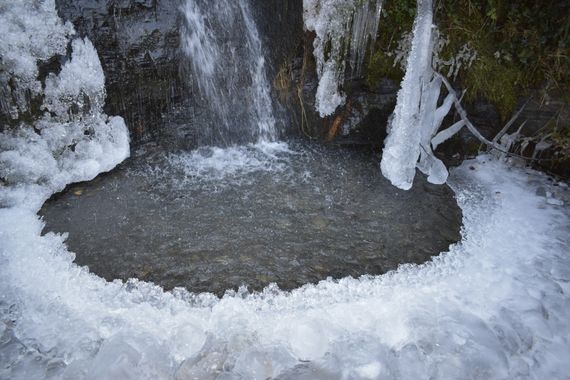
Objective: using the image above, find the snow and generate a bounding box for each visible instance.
[2,142,570,379]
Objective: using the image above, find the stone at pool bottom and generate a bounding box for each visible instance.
[40,141,462,296]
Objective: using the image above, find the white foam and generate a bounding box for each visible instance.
[165,141,293,183]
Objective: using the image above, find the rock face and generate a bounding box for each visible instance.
[56,0,185,143]
[41,1,568,178]
[54,0,304,145]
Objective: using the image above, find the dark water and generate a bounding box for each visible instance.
[41,140,462,295]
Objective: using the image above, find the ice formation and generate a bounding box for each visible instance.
[303,0,384,116]
[0,0,75,119]
[390,29,477,81]
[180,0,277,142]
[2,148,570,378]
[380,0,436,190]
[0,0,129,210]
[2,1,570,379]
[380,0,467,190]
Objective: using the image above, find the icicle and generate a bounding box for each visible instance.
[380,0,434,190]
[349,0,383,77]
[303,0,383,117]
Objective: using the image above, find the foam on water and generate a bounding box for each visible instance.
[1,153,569,379]
[167,141,293,181]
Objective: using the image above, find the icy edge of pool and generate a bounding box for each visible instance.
[1,154,569,379]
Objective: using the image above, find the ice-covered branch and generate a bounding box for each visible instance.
[379,0,531,190]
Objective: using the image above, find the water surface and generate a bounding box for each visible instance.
[41,140,461,295]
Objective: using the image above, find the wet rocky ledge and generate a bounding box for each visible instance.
[40,141,462,296]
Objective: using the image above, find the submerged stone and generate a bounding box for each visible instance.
[40,140,462,296]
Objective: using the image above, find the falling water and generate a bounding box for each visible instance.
[180,0,277,144]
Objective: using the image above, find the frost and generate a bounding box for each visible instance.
[303,0,384,117]
[389,28,477,81]
[42,39,107,120]
[0,0,74,117]
[0,1,130,211]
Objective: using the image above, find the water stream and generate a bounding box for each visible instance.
[180,0,277,144]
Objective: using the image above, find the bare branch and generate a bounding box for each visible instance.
[492,99,531,144]
[436,72,515,154]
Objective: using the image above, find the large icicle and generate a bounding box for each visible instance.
[349,0,383,77]
[380,0,434,190]
[303,0,384,117]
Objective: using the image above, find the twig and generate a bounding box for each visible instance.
[435,72,550,162]
[492,99,530,144]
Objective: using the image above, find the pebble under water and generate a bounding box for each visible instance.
[40,140,461,295]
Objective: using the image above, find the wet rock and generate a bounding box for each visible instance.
[56,0,184,143]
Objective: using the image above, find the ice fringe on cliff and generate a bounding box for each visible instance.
[303,0,384,117]
[0,0,129,210]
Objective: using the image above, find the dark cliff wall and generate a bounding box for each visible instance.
[56,0,185,143]
[55,0,304,145]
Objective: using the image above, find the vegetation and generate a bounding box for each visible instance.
[366,0,570,167]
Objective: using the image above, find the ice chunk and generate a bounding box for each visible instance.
[43,38,107,120]
[0,0,74,117]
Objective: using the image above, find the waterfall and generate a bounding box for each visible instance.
[180,0,277,144]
